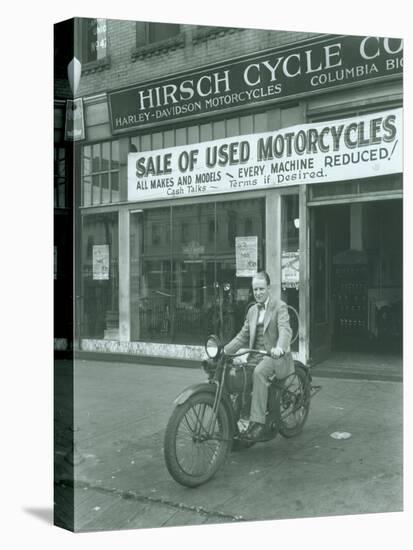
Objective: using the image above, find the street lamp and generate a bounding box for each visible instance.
[67,57,82,96]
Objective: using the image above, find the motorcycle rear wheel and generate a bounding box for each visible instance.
[278,366,311,438]
[164,392,231,487]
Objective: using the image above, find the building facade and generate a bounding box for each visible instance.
[54,19,403,369]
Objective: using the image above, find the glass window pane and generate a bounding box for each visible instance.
[111,172,119,202]
[215,199,265,342]
[83,176,92,206]
[96,19,107,60]
[148,23,180,43]
[132,208,172,342]
[171,203,214,344]
[81,212,119,339]
[92,174,100,204]
[130,199,265,345]
[84,19,107,63]
[83,145,92,176]
[111,141,119,170]
[101,173,109,204]
[129,136,139,153]
[102,142,110,171]
[92,144,100,172]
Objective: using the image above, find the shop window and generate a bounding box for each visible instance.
[135,22,181,48]
[134,22,183,59]
[82,141,120,206]
[227,210,237,245]
[54,146,68,208]
[244,218,253,235]
[81,213,119,339]
[147,23,180,43]
[130,198,265,345]
[281,194,300,351]
[77,18,107,64]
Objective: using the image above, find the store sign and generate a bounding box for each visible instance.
[110,35,402,132]
[236,237,258,277]
[93,245,109,280]
[65,98,85,141]
[127,108,402,202]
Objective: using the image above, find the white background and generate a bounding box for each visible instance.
[1,1,411,548]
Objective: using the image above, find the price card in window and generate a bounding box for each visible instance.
[282,251,299,287]
[236,236,258,277]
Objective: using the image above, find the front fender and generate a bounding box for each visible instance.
[173,382,238,433]
[173,382,217,405]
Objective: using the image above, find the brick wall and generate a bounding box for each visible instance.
[72,20,321,98]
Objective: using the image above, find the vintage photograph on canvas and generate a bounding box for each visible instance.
[53,18,403,532]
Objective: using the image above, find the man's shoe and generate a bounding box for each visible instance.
[244,422,267,441]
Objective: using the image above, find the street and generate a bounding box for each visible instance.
[54,359,403,532]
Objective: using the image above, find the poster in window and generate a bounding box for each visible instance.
[93,245,110,280]
[236,236,258,277]
[282,251,300,288]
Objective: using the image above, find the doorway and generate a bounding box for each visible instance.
[310,199,402,364]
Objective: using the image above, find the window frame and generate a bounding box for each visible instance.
[81,140,120,206]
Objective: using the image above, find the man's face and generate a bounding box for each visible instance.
[252,276,269,304]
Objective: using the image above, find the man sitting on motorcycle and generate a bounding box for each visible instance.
[224,271,294,441]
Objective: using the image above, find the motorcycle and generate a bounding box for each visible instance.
[164,334,320,487]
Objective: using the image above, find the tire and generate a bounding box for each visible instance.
[164,392,232,487]
[278,366,311,438]
[287,305,299,345]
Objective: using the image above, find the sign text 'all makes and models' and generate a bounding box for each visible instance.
[127,108,402,202]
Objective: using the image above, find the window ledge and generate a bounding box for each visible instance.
[81,57,111,75]
[132,34,185,61]
[192,26,242,45]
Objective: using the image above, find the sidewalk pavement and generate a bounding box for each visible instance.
[54,359,403,532]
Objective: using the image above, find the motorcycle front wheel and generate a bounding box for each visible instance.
[164,392,232,487]
[278,366,311,438]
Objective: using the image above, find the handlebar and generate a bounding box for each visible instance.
[227,349,284,359]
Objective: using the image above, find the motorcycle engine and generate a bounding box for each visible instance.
[225,364,254,394]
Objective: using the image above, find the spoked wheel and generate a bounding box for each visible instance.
[164,392,231,487]
[279,366,311,438]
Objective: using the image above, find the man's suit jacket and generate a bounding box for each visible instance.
[224,297,295,379]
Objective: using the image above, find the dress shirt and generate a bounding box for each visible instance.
[257,298,269,324]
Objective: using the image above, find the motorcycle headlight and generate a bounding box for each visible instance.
[205,334,221,359]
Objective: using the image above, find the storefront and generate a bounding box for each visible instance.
[74,32,403,367]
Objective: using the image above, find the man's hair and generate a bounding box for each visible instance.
[253,270,271,286]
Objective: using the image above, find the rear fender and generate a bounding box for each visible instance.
[294,360,312,382]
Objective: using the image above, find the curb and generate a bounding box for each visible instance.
[65,351,403,382]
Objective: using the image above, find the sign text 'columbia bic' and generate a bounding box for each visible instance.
[127,109,402,202]
[110,35,403,132]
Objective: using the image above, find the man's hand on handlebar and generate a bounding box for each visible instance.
[270,347,285,359]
